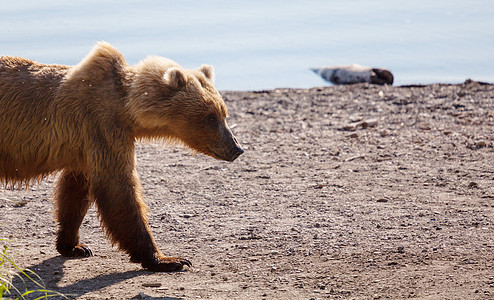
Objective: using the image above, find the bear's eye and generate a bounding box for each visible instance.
[206,114,218,126]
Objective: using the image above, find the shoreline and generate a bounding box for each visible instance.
[220,78,493,93]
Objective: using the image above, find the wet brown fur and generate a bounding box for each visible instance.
[0,42,241,271]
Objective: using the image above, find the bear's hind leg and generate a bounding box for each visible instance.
[55,170,93,257]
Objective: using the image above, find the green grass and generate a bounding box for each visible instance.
[0,240,69,300]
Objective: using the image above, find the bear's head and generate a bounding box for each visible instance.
[128,57,243,162]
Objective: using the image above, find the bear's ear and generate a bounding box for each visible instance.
[199,64,215,82]
[164,67,187,89]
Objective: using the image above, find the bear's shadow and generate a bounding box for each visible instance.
[9,256,181,299]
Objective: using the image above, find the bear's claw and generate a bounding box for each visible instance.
[182,258,192,268]
[73,244,93,257]
[142,256,192,272]
[58,244,93,258]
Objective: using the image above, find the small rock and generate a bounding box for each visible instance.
[468,182,479,188]
[134,292,148,299]
[347,133,359,138]
[343,124,357,131]
[349,115,363,122]
[476,141,487,148]
[361,119,378,128]
[376,198,388,203]
[13,200,28,207]
[142,282,162,288]
[345,155,365,162]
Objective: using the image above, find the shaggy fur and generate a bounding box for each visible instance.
[0,42,243,271]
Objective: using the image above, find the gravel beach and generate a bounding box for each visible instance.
[2,80,493,299]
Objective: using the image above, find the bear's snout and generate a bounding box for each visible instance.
[223,127,244,162]
[228,144,244,162]
[208,126,244,162]
[218,133,244,162]
[227,133,244,161]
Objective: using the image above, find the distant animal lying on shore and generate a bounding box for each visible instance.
[311,64,394,85]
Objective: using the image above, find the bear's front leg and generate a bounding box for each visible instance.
[55,170,93,257]
[90,168,191,272]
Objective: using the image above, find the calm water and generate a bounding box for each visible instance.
[1,0,493,90]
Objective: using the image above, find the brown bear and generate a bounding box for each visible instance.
[0,42,243,272]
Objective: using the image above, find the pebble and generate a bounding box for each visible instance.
[343,119,378,130]
[468,181,479,188]
[361,119,378,128]
[142,282,162,287]
[345,155,365,162]
[349,115,363,122]
[476,141,487,148]
[343,124,357,131]
[13,200,28,207]
[135,292,148,299]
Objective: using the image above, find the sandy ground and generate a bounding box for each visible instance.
[1,80,493,299]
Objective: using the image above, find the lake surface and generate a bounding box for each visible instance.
[1,0,493,90]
